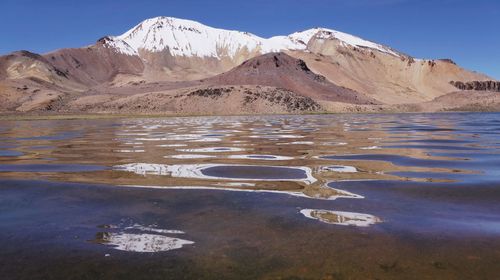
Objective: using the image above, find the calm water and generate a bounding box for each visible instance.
[1,113,500,279]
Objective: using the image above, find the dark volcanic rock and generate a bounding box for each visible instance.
[450,81,500,92]
[242,87,323,112]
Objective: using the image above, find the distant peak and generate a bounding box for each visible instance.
[103,16,399,58]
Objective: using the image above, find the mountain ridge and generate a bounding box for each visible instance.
[103,16,400,58]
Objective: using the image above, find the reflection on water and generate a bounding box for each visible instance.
[1,113,500,278]
[92,223,194,253]
[300,209,381,227]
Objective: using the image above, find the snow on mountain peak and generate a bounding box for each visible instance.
[287,28,399,56]
[113,16,265,58]
[106,16,399,58]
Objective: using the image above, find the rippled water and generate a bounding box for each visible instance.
[1,113,500,279]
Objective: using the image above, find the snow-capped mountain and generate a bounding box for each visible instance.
[104,16,399,58]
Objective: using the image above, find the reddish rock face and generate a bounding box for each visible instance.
[43,43,145,87]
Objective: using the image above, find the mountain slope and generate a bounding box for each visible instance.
[206,52,378,104]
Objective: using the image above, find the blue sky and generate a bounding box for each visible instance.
[1,0,499,78]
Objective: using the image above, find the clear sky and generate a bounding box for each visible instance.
[1,0,499,79]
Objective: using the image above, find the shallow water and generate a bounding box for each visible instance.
[1,113,500,279]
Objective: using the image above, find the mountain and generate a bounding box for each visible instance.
[107,17,398,57]
[205,52,378,105]
[0,16,498,115]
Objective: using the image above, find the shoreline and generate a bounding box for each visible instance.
[0,110,497,121]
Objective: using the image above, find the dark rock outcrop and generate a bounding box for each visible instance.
[450,81,500,92]
[438,59,456,65]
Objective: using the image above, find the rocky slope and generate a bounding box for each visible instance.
[450,81,500,92]
[0,16,497,115]
[205,52,378,104]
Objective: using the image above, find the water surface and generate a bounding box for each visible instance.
[1,113,500,279]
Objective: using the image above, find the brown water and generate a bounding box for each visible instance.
[1,113,500,279]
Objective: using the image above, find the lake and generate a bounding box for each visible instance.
[1,113,500,279]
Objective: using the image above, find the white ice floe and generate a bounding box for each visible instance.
[300,209,381,227]
[99,232,194,253]
[321,165,358,173]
